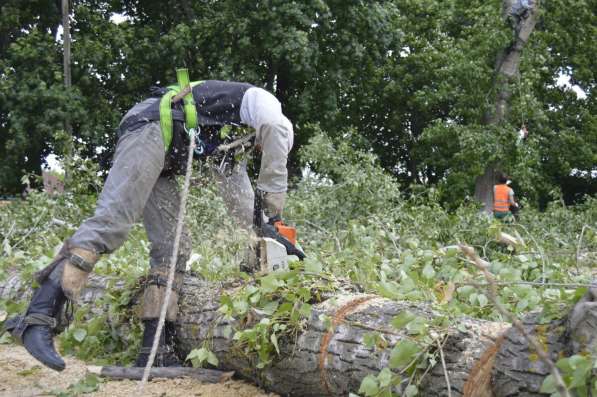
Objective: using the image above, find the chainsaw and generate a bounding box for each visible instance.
[252,193,305,273]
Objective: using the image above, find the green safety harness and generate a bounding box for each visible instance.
[159,68,203,152]
[158,68,256,166]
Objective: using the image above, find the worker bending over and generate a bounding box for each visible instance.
[6,74,295,371]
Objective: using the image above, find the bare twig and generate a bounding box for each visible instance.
[380,222,400,253]
[12,208,48,250]
[455,280,596,289]
[216,132,256,153]
[458,244,571,397]
[436,337,452,397]
[575,225,588,272]
[50,218,73,228]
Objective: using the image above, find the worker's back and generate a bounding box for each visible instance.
[493,184,513,219]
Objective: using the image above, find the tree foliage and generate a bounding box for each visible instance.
[1,133,595,394]
[0,0,595,206]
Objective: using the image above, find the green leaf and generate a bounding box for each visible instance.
[233,298,249,315]
[404,384,418,397]
[363,333,377,348]
[67,373,101,394]
[358,374,379,396]
[249,291,261,304]
[246,285,259,295]
[186,347,218,367]
[222,325,233,339]
[299,303,312,317]
[422,263,435,279]
[270,333,280,354]
[0,333,13,344]
[319,314,332,330]
[391,311,416,329]
[540,374,556,394]
[377,367,393,388]
[206,350,219,366]
[406,238,419,250]
[304,258,322,274]
[297,287,312,301]
[73,328,87,343]
[406,317,428,335]
[17,367,42,377]
[389,340,420,369]
[457,285,475,298]
[261,300,279,315]
[377,280,401,299]
[277,302,293,315]
[477,293,488,308]
[260,274,284,293]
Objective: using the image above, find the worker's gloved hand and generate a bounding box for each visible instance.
[261,216,305,260]
[262,191,286,218]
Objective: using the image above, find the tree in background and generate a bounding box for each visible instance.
[0,0,594,208]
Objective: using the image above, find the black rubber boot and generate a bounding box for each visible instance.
[19,278,66,371]
[135,319,181,367]
[165,321,178,348]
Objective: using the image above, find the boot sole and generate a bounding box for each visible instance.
[27,347,66,372]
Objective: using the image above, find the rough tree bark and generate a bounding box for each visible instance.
[2,272,593,397]
[474,0,540,212]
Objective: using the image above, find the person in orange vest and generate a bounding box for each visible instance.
[493,173,519,220]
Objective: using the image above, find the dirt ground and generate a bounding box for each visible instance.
[0,344,277,397]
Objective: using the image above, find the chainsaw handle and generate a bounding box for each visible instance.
[261,223,306,260]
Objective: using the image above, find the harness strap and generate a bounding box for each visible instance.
[120,109,184,135]
[146,273,183,292]
[147,274,168,288]
[159,91,177,152]
[176,68,198,131]
[68,253,94,273]
[22,313,58,329]
[159,69,202,152]
[3,313,58,344]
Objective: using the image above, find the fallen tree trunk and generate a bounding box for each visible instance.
[1,272,592,397]
[175,277,508,397]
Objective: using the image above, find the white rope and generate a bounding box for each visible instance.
[138,127,197,390]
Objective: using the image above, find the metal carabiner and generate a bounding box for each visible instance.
[183,125,204,157]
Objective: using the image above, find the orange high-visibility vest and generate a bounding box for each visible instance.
[493,184,511,212]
